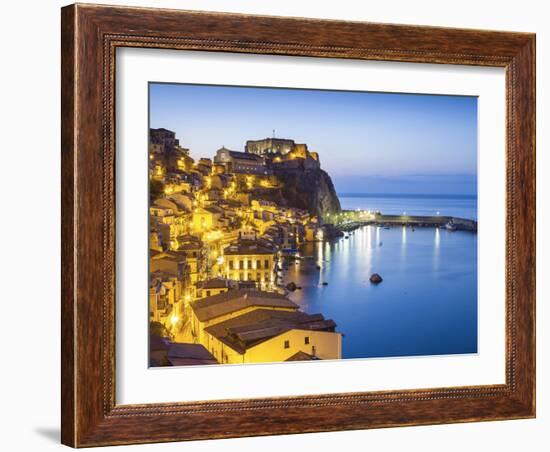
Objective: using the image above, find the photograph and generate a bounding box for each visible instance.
[148,83,479,367]
[1,0,540,449]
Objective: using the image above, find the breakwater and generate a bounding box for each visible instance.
[335,212,477,232]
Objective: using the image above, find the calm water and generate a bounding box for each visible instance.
[339,193,477,220]
[284,195,478,359]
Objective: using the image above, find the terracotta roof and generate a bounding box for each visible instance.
[196,278,235,290]
[191,289,297,322]
[285,351,320,361]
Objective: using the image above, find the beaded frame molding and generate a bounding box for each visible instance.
[61,3,536,447]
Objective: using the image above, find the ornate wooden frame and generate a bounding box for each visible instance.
[61,3,536,447]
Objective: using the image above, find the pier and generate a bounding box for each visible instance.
[333,212,477,232]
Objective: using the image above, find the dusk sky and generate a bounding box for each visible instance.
[149,83,478,195]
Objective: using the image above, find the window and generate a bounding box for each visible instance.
[239,260,244,269]
[229,260,234,270]
[304,336,310,345]
[264,259,269,268]
[256,260,261,269]
[206,290,211,297]
[248,260,252,269]
[284,340,290,349]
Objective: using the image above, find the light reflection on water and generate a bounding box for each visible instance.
[283,225,478,359]
[433,227,441,272]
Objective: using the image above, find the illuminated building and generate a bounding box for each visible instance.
[175,238,205,285]
[191,207,218,232]
[245,137,296,156]
[190,289,299,344]
[150,128,180,153]
[167,193,194,212]
[148,128,341,365]
[149,271,184,331]
[214,146,267,174]
[223,241,277,288]
[199,305,341,364]
[196,278,238,299]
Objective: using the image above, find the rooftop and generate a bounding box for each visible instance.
[285,351,321,361]
[151,251,186,263]
[176,234,201,244]
[150,334,170,352]
[246,137,295,144]
[167,343,217,366]
[150,127,175,134]
[191,289,298,322]
[204,205,224,214]
[177,243,202,251]
[223,240,275,256]
[196,278,235,290]
[150,270,177,286]
[204,309,337,354]
[219,148,265,162]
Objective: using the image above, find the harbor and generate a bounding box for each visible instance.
[335,212,477,233]
[282,223,478,359]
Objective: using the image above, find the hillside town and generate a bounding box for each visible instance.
[148,128,342,366]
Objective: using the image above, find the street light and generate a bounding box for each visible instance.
[170,313,179,327]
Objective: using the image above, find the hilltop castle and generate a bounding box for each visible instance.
[245,137,320,168]
[245,138,296,156]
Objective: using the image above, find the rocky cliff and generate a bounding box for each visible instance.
[275,168,341,220]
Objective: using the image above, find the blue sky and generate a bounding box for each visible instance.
[149,83,477,195]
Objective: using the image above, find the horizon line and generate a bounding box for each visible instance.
[338,193,477,199]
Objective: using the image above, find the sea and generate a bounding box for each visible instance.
[283,193,478,359]
[339,193,477,220]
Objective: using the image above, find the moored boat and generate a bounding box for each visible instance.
[445,222,457,231]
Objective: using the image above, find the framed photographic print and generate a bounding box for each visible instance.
[61,3,536,447]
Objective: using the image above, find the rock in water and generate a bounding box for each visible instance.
[286,282,297,291]
[370,273,383,284]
